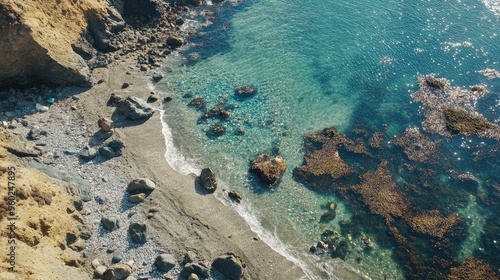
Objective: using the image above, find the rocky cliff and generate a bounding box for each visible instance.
[0,0,109,88]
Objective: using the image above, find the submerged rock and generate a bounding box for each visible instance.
[207,123,226,137]
[293,127,352,192]
[235,85,257,97]
[444,107,494,135]
[250,154,286,186]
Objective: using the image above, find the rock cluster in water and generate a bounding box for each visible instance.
[411,74,499,139]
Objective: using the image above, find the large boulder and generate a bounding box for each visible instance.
[249,154,286,185]
[126,178,156,194]
[117,96,155,120]
[199,167,217,193]
[211,253,245,280]
[154,253,176,272]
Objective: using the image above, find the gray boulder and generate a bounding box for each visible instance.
[211,253,245,280]
[79,145,98,160]
[181,262,210,279]
[166,36,184,47]
[126,178,156,194]
[101,215,121,231]
[129,222,147,244]
[154,253,176,272]
[117,96,154,120]
[199,167,217,193]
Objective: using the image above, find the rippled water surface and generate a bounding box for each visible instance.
[155,0,500,278]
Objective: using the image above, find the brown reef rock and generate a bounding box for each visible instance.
[448,257,499,280]
[411,74,499,139]
[392,128,440,163]
[250,154,286,185]
[293,127,352,192]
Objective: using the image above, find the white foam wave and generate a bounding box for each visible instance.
[159,109,201,175]
[481,0,500,16]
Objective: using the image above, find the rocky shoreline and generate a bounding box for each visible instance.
[0,1,307,279]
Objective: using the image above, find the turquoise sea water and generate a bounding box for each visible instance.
[156,0,500,279]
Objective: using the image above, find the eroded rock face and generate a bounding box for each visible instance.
[0,0,107,88]
[250,154,286,185]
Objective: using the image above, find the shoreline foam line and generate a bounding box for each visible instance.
[158,107,316,279]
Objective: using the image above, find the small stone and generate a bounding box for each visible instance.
[28,126,42,140]
[148,93,160,103]
[95,265,107,278]
[101,215,121,231]
[91,259,100,269]
[99,146,117,158]
[152,72,164,82]
[35,103,49,112]
[7,119,18,129]
[182,251,197,265]
[107,248,116,254]
[79,145,98,160]
[163,95,173,102]
[71,106,77,110]
[106,139,124,152]
[236,126,246,135]
[99,117,114,132]
[228,191,242,203]
[64,149,78,155]
[154,254,176,272]
[188,274,199,280]
[166,36,184,47]
[128,193,146,203]
[121,82,130,89]
[69,239,86,251]
[112,254,123,264]
[129,222,147,244]
[180,262,210,278]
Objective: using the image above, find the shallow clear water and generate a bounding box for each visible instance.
[155,0,500,279]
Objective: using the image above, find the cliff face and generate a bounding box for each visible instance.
[0,0,107,88]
